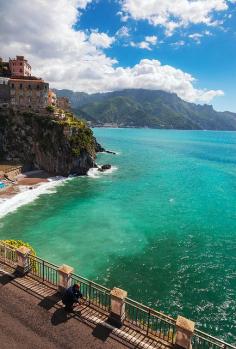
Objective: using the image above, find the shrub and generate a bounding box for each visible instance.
[1,239,36,256]
[46,105,55,113]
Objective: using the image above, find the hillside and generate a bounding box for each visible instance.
[0,110,101,176]
[54,89,236,130]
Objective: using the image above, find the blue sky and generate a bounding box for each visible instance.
[1,0,236,111]
[78,0,236,111]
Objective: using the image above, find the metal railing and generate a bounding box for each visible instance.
[0,241,17,267]
[71,274,111,312]
[193,329,236,349]
[125,298,176,344]
[28,255,58,286]
[0,241,235,348]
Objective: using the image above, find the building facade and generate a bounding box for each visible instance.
[9,56,31,77]
[0,77,10,108]
[10,77,49,111]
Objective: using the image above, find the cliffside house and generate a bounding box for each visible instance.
[0,77,10,108]
[0,56,49,112]
[9,55,31,77]
[10,76,49,112]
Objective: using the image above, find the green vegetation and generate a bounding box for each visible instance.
[1,239,36,256]
[46,105,55,112]
[0,108,98,175]
[54,88,236,130]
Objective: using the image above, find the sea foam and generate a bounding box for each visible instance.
[87,166,118,178]
[0,177,68,219]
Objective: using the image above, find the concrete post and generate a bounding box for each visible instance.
[108,287,127,327]
[16,246,31,275]
[57,264,74,292]
[175,315,195,349]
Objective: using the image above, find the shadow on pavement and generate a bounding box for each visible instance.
[38,291,61,310]
[92,323,113,341]
[0,272,15,286]
[51,308,70,325]
[51,308,81,326]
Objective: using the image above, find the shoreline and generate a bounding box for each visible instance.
[0,170,68,219]
[0,165,118,219]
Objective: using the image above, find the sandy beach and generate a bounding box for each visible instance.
[0,170,51,200]
[0,170,69,219]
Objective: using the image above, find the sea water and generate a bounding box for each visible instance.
[0,129,235,343]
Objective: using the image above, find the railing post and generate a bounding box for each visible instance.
[42,260,45,282]
[108,287,127,328]
[4,243,6,263]
[88,281,91,305]
[57,264,74,293]
[146,308,151,335]
[175,315,195,349]
[15,246,31,275]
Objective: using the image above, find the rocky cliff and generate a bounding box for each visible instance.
[0,109,102,176]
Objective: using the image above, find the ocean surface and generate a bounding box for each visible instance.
[0,128,235,343]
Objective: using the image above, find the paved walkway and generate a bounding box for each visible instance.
[0,263,172,349]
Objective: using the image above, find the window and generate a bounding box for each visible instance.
[20,83,23,89]
[37,85,39,90]
[28,84,31,90]
[20,62,22,66]
[11,83,14,88]
[20,68,23,73]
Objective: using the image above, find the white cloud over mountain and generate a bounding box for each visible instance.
[120,0,231,35]
[0,0,224,103]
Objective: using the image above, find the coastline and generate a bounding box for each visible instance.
[0,165,118,219]
[0,170,68,219]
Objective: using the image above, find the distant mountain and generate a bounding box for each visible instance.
[53,89,236,130]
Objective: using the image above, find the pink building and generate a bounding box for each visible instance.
[9,56,31,77]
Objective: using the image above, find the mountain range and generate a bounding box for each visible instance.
[53,89,236,130]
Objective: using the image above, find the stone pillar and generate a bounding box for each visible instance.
[175,315,195,349]
[108,287,127,327]
[57,264,74,292]
[16,246,31,275]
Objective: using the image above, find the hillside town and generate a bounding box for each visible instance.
[0,55,70,115]
[0,55,95,196]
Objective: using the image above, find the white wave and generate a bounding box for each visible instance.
[100,150,120,155]
[0,177,69,219]
[87,166,118,178]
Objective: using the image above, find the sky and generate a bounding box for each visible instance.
[0,0,236,111]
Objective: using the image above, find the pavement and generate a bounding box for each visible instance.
[0,271,129,349]
[0,265,172,349]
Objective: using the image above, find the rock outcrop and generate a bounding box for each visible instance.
[98,164,111,172]
[0,109,102,176]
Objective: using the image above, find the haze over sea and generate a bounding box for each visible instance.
[0,128,235,343]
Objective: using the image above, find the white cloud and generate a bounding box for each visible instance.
[171,40,186,47]
[145,36,158,45]
[116,26,130,37]
[188,33,203,44]
[120,0,231,35]
[130,41,151,50]
[130,35,158,50]
[0,0,224,104]
[89,31,115,48]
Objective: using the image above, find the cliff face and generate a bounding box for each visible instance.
[0,110,100,176]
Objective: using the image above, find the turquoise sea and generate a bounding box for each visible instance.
[0,129,235,343]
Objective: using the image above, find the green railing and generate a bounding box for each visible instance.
[0,241,235,348]
[0,242,17,267]
[193,329,236,349]
[71,274,111,312]
[125,297,176,344]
